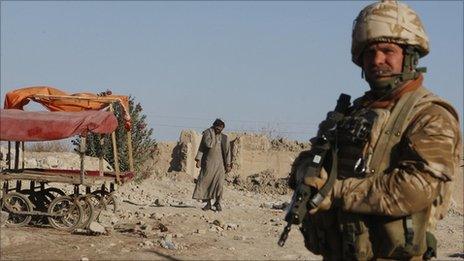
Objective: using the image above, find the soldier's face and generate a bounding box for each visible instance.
[362,42,404,83]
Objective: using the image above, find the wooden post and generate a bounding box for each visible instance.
[127,130,134,172]
[80,136,86,184]
[109,104,121,184]
[99,134,105,176]
[21,142,25,169]
[3,182,8,199]
[7,141,11,169]
[14,141,20,171]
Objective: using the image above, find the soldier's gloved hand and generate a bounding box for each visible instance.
[303,167,332,214]
[195,160,200,168]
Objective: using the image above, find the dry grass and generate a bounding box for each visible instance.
[26,141,71,152]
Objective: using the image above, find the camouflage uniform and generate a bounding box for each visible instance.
[299,1,462,260]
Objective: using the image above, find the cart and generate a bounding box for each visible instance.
[0,86,135,230]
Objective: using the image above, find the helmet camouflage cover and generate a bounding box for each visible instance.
[351,0,429,66]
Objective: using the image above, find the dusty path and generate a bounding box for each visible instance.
[1,176,463,260]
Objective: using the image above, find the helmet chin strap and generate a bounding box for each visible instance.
[366,46,427,98]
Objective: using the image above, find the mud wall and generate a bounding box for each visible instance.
[151,130,310,179]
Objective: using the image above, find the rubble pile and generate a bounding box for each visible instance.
[270,137,310,152]
[228,169,290,195]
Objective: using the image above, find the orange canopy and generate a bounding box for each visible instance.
[3,86,131,130]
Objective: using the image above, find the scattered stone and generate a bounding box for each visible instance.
[153,198,167,207]
[227,247,236,251]
[134,211,147,218]
[72,245,80,250]
[225,223,239,230]
[80,257,89,261]
[150,213,164,220]
[143,240,154,247]
[159,234,177,250]
[212,219,225,228]
[89,222,106,234]
[174,233,184,238]
[270,218,281,223]
[140,223,151,230]
[72,229,91,235]
[260,202,273,209]
[163,234,173,242]
[272,202,289,210]
[195,229,206,234]
[155,222,169,232]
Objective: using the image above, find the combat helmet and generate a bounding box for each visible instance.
[351,0,429,96]
[351,0,429,66]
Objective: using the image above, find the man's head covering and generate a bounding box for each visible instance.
[213,118,225,127]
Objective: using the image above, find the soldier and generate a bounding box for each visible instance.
[294,0,462,260]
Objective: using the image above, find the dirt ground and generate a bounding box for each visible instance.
[1,172,463,261]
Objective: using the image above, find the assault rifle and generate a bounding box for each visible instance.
[278,93,351,247]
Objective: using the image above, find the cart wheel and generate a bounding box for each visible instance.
[18,189,38,207]
[41,187,67,207]
[2,192,33,227]
[75,195,95,229]
[45,187,66,197]
[91,190,118,213]
[47,196,83,231]
[19,189,49,211]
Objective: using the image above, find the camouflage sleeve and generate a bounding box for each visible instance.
[333,104,462,217]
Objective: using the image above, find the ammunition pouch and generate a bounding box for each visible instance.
[300,208,343,260]
[333,210,430,260]
[338,212,373,261]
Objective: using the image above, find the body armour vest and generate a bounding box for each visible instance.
[334,86,459,260]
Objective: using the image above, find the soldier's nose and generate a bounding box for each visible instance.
[372,50,387,66]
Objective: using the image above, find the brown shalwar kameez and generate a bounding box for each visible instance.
[192,128,231,201]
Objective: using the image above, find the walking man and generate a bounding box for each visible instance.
[193,119,232,211]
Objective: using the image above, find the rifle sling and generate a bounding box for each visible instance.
[310,146,338,208]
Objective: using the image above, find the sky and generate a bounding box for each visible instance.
[1,1,463,141]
